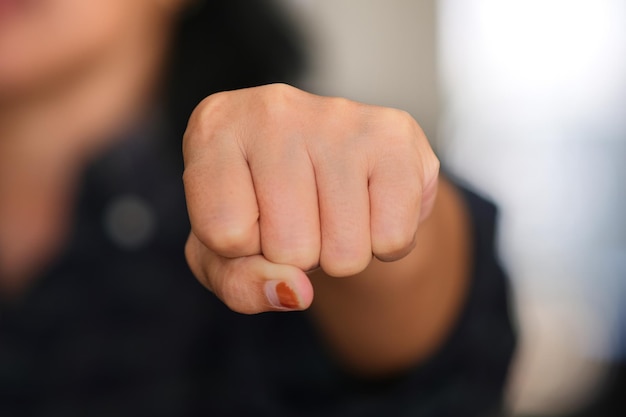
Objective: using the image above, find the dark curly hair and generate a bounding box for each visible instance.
[165,0,306,135]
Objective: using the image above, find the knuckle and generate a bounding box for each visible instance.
[328,96,360,127]
[391,110,422,145]
[366,108,422,159]
[193,221,255,258]
[265,82,296,97]
[373,229,417,262]
[183,92,233,160]
[424,150,440,180]
[184,235,202,279]
[262,229,320,271]
[321,250,372,277]
[184,236,196,268]
[329,95,355,113]
[185,94,219,135]
[184,234,217,294]
[191,91,229,124]
[398,109,420,132]
[181,165,200,191]
[258,83,296,119]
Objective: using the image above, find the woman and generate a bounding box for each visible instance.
[0,1,515,415]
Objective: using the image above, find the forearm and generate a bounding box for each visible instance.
[307,177,472,377]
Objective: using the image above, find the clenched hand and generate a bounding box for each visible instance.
[183,84,439,314]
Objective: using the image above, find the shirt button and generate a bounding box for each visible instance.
[103,194,156,250]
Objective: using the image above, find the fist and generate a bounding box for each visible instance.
[183,84,439,313]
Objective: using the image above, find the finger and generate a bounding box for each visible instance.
[248,138,321,271]
[368,114,439,262]
[185,232,314,314]
[183,124,261,258]
[314,152,372,277]
[369,155,422,262]
[418,170,439,223]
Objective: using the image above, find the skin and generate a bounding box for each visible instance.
[0,0,470,377]
[183,84,471,375]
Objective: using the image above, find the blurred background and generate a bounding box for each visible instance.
[275,0,626,415]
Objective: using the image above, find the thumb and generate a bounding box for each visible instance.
[185,232,314,314]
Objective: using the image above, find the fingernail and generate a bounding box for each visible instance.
[265,281,300,310]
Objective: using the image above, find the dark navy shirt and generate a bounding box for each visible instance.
[0,128,515,416]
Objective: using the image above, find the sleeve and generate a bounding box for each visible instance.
[272,183,517,417]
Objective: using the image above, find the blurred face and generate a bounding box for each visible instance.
[0,0,181,97]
